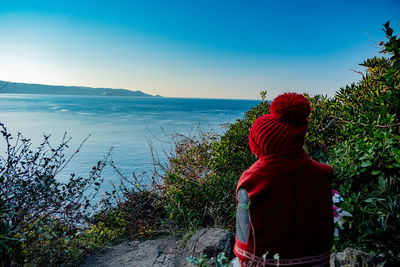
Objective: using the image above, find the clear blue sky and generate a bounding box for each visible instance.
[0,0,399,99]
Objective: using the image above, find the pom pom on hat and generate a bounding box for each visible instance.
[270,93,311,124]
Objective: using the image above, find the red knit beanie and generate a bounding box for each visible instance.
[249,93,311,157]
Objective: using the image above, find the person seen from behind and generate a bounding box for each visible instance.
[234,93,334,266]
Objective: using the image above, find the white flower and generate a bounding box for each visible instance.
[336,210,352,229]
[332,189,352,237]
[332,190,344,203]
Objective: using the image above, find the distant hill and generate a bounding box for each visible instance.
[0,81,159,97]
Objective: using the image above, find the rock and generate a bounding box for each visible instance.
[79,238,190,267]
[186,228,235,259]
[78,230,382,267]
[330,248,376,267]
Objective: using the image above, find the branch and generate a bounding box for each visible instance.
[350,69,366,79]
[329,115,400,128]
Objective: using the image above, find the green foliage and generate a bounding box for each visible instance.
[304,21,400,265]
[83,211,127,246]
[187,252,229,267]
[10,212,127,266]
[117,189,166,239]
[364,175,400,263]
[0,186,17,261]
[187,254,208,267]
[212,252,230,267]
[163,172,212,232]
[0,123,118,266]
[304,94,339,161]
[181,228,197,247]
[161,131,223,232]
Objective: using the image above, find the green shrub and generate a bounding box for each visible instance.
[0,186,17,264]
[161,131,217,233]
[116,190,165,239]
[0,123,114,265]
[304,21,400,265]
[9,211,127,266]
[14,216,82,266]
[81,211,127,247]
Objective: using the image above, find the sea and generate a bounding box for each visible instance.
[0,94,259,195]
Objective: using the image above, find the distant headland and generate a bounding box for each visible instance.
[0,81,161,97]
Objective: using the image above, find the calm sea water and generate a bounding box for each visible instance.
[0,94,259,194]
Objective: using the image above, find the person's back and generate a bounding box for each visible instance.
[234,93,334,266]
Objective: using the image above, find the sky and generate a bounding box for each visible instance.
[0,0,399,99]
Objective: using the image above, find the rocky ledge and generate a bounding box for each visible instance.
[79,228,377,267]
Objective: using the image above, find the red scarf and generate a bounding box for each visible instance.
[234,150,334,265]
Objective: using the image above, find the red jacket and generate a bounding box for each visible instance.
[234,150,334,265]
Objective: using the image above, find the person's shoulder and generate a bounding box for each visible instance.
[238,159,271,184]
[308,157,334,174]
[240,159,265,178]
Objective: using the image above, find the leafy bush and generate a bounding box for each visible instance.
[82,211,127,246]
[119,190,165,239]
[0,186,17,263]
[14,216,83,266]
[97,188,167,240]
[161,131,221,233]
[0,123,115,265]
[304,21,400,265]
